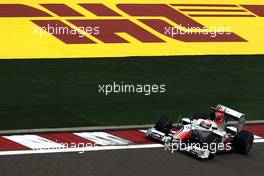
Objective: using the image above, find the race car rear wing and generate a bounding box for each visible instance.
[215,104,246,132]
[215,104,245,119]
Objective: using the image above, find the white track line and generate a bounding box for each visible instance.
[254,135,264,143]
[254,135,262,139]
[254,139,264,143]
[74,132,132,145]
[3,135,64,150]
[0,143,163,156]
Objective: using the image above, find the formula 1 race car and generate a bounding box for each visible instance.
[146,105,254,159]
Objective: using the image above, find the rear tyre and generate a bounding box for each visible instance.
[154,116,173,135]
[233,130,254,154]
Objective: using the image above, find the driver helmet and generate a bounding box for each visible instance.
[211,106,225,126]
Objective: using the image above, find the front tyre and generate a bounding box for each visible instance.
[205,134,220,159]
[154,116,173,135]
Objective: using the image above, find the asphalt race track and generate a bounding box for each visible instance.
[0,143,263,176]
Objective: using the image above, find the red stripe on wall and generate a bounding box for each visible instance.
[241,5,264,17]
[40,4,83,16]
[79,3,121,16]
[171,4,238,7]
[0,4,51,17]
[179,9,246,12]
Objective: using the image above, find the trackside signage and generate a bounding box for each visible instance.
[0,0,264,59]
